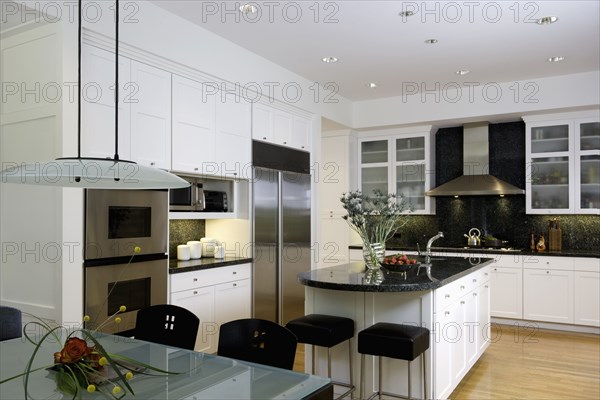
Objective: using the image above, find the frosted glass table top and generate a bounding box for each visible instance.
[0,331,331,399]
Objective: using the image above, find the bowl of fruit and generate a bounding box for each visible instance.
[381,253,419,271]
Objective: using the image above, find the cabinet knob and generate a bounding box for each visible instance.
[150,162,155,166]
[473,292,477,297]
[445,311,450,316]
[233,271,237,275]
[233,283,237,287]
[193,278,198,282]
[460,285,465,290]
[283,141,287,144]
[461,301,465,305]
[494,268,497,271]
[546,261,550,265]
[193,291,197,295]
[263,137,267,140]
[484,272,488,276]
[194,167,198,171]
[301,146,305,149]
[546,270,550,274]
[485,285,489,288]
[445,294,450,298]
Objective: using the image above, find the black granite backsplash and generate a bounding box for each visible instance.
[169,219,206,258]
[388,122,600,252]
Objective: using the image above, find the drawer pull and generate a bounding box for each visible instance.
[233,271,237,275]
[460,285,465,290]
[494,268,497,271]
[473,293,477,297]
[193,291,197,295]
[484,272,489,276]
[460,301,465,305]
[150,162,155,166]
[193,278,198,282]
[233,283,237,287]
[473,279,477,283]
[485,285,489,288]
[445,294,451,299]
[445,311,450,316]
[546,271,550,274]
[194,167,198,171]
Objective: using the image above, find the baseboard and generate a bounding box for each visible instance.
[491,317,600,335]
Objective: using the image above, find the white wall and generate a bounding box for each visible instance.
[352,71,600,129]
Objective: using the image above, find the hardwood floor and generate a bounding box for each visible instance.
[293,325,600,399]
[450,324,600,399]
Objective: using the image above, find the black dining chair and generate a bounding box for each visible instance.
[217,318,298,370]
[0,306,22,341]
[134,304,199,350]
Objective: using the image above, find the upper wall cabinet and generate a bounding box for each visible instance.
[130,61,172,169]
[252,103,312,152]
[524,111,599,215]
[81,44,131,160]
[171,77,251,179]
[358,127,436,215]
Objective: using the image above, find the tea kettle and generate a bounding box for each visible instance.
[464,228,481,247]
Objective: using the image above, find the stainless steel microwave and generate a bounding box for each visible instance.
[169,176,205,211]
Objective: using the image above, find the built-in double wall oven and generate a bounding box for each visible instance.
[84,189,168,334]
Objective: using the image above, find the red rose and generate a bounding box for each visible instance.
[55,337,93,364]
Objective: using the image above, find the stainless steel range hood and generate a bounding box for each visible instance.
[426,122,525,196]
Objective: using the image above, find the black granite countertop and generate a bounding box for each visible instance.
[297,257,493,292]
[169,257,253,274]
[349,244,600,258]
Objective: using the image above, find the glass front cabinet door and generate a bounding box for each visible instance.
[358,127,435,215]
[525,112,600,215]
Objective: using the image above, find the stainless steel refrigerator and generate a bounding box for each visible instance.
[253,166,311,325]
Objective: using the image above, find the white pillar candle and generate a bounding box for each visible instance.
[177,245,191,261]
[187,241,202,259]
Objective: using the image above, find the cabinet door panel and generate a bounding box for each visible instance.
[81,44,130,160]
[171,75,215,173]
[523,269,573,323]
[170,286,215,353]
[574,271,600,327]
[292,116,310,150]
[215,279,251,347]
[490,267,523,319]
[252,103,273,142]
[130,61,171,169]
[273,110,292,146]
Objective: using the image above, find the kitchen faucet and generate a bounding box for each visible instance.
[426,232,444,257]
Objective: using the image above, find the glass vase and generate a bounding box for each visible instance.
[362,242,385,270]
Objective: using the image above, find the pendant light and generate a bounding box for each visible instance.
[0,0,189,189]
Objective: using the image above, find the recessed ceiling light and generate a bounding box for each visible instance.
[537,16,558,25]
[398,10,415,17]
[425,39,438,44]
[322,56,338,63]
[547,56,565,62]
[367,82,377,88]
[456,70,470,75]
[239,4,257,14]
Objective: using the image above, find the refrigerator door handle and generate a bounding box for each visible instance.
[277,171,283,324]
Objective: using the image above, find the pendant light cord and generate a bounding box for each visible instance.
[77,0,82,158]
[114,0,120,161]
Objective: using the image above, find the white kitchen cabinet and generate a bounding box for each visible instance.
[215,91,252,178]
[171,75,216,174]
[169,263,252,353]
[319,212,350,266]
[170,286,215,353]
[358,127,435,214]
[434,265,490,399]
[523,268,574,324]
[215,279,251,328]
[524,111,599,215]
[251,103,312,152]
[130,60,172,169]
[573,259,600,327]
[80,44,131,160]
[490,261,523,319]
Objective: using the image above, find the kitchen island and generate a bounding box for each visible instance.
[299,257,493,399]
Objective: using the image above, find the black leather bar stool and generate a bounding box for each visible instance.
[358,323,429,400]
[286,314,355,399]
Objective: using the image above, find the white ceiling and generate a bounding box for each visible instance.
[150,0,600,102]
